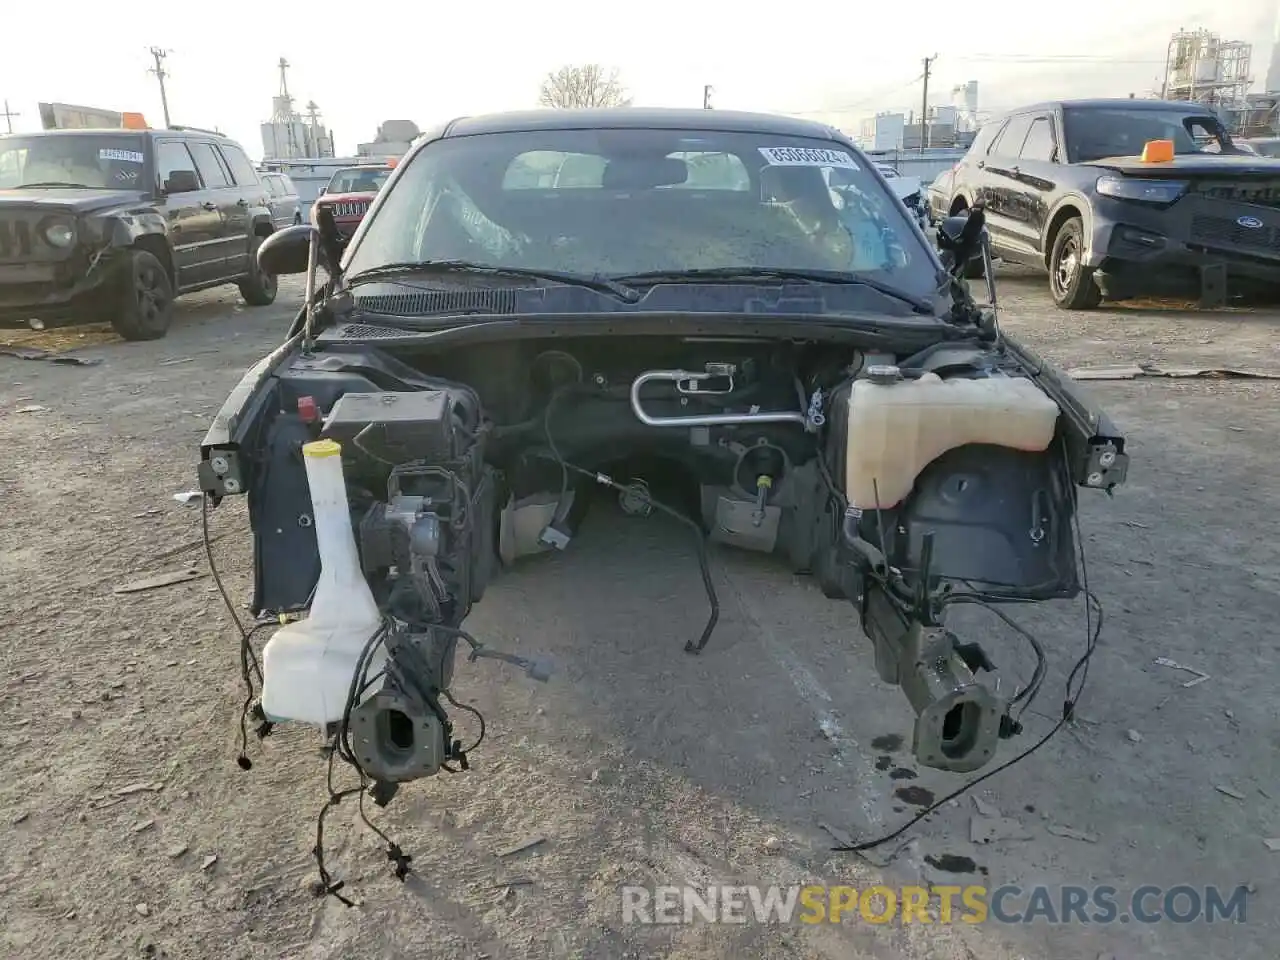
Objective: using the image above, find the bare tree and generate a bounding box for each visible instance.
[538,65,632,109]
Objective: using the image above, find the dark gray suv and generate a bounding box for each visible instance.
[930,98,1280,308]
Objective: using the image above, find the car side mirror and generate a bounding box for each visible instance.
[165,169,200,194]
[935,204,988,278]
[257,224,317,276]
[317,186,326,195]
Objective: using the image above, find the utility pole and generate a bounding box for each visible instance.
[1,99,18,134]
[920,54,937,156]
[148,47,172,128]
[703,85,713,109]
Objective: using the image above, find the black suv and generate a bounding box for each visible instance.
[0,126,278,340]
[929,99,1280,308]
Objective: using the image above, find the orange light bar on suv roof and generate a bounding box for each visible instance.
[1141,139,1174,163]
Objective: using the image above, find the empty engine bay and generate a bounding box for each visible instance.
[200,326,1116,798]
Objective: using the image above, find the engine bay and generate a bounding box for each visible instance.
[198,323,1128,894]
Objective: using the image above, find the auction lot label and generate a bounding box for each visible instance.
[100,148,145,163]
[759,146,859,169]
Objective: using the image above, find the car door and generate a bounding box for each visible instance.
[260,174,281,226]
[154,138,222,288]
[217,141,273,274]
[185,140,241,279]
[279,175,301,224]
[950,118,1006,214]
[1007,114,1061,257]
[979,113,1034,253]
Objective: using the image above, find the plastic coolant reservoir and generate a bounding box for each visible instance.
[260,439,385,726]
[844,371,1061,510]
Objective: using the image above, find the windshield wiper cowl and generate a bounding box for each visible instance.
[610,266,936,315]
[345,260,642,303]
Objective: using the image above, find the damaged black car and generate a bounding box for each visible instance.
[200,109,1129,829]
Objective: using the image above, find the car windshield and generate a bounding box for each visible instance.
[344,128,937,300]
[328,168,390,194]
[1063,108,1229,163]
[0,133,149,189]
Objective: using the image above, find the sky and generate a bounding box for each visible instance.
[1,2,1274,159]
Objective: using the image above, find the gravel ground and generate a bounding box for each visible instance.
[1,268,1277,960]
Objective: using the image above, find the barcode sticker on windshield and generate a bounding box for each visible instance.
[99,148,144,163]
[759,146,859,169]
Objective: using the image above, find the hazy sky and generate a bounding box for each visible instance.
[1,2,1273,158]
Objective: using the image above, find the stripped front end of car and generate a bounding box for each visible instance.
[199,124,1129,831]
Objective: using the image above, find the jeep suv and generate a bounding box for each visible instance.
[0,126,278,340]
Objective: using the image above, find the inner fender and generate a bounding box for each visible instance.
[856,442,1079,601]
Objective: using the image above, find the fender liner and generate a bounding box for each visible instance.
[1043,195,1096,267]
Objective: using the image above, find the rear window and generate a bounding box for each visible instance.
[502,149,750,191]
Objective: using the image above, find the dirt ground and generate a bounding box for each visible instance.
[1,268,1277,960]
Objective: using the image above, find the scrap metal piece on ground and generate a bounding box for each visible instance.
[113,568,204,595]
[1068,362,1280,382]
[1046,824,1099,843]
[498,835,547,858]
[970,815,1034,844]
[1152,656,1210,687]
[0,345,102,366]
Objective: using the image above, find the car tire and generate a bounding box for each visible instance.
[1048,217,1101,310]
[238,236,279,307]
[111,249,174,341]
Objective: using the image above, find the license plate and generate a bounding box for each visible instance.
[0,264,55,283]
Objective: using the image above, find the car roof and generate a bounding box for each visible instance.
[0,128,149,138]
[442,107,839,139]
[1001,98,1215,116]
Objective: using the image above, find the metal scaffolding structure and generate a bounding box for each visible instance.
[1162,29,1252,108]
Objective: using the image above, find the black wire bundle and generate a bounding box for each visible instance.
[542,384,720,654]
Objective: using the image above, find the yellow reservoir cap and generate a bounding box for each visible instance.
[303,439,342,458]
[1141,139,1175,163]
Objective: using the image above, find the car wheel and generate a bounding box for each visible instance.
[111,249,174,341]
[238,236,279,307]
[1049,217,1102,310]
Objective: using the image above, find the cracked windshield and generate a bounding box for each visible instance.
[346,129,934,297]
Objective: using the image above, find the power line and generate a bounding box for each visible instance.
[779,73,925,116]
[148,47,172,128]
[956,54,1168,64]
